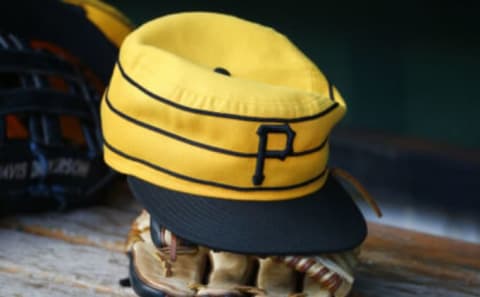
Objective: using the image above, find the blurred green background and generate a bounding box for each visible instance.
[106,0,480,149]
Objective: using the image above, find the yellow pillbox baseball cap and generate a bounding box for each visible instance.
[102,12,367,254]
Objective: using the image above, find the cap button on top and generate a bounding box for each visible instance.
[214,67,231,76]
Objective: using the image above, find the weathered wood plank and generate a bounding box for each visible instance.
[1,181,479,296]
[353,223,480,297]
[363,223,480,278]
[0,229,135,297]
[0,206,136,253]
[0,181,139,253]
[0,269,130,297]
[353,275,478,297]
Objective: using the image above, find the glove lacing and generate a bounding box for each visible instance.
[331,167,382,218]
[154,229,199,277]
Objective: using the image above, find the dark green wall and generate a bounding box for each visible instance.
[107,1,480,148]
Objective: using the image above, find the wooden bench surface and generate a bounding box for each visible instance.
[1,182,479,297]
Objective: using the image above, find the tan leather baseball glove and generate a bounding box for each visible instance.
[125,210,360,297]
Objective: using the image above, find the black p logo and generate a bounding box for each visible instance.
[253,124,296,185]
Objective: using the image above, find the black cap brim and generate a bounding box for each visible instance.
[128,174,366,255]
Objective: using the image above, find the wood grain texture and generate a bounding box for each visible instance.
[353,223,480,297]
[0,181,139,253]
[0,270,132,297]
[0,182,479,296]
[0,206,136,253]
[0,229,135,297]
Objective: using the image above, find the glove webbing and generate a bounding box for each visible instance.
[153,226,355,296]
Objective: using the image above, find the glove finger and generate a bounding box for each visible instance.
[303,274,352,297]
[302,276,334,297]
[301,254,355,297]
[197,250,256,297]
[126,210,152,252]
[128,211,209,297]
[255,257,297,297]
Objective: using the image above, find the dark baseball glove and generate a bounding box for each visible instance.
[0,0,132,214]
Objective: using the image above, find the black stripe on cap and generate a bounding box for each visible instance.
[116,60,339,123]
[104,89,329,158]
[103,138,328,192]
